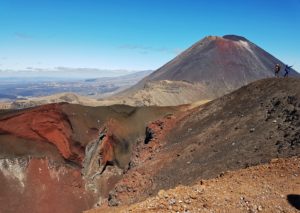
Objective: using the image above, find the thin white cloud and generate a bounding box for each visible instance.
[14,32,33,40]
[119,44,182,55]
[0,67,140,80]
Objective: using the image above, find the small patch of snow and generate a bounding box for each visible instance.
[238,41,254,54]
[237,40,267,71]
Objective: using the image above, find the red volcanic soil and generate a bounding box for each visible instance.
[87,157,300,213]
[0,157,96,213]
[136,114,179,163]
[98,119,125,172]
[0,104,84,164]
[215,38,235,52]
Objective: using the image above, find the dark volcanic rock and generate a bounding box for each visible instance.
[108,78,300,205]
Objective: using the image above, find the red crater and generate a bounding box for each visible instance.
[0,104,84,164]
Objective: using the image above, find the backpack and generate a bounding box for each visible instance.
[275,64,281,72]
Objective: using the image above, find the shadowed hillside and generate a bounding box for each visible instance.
[99,78,300,207]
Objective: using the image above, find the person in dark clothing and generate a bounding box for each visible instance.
[284,65,293,77]
[274,64,281,77]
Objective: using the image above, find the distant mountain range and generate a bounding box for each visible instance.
[0,70,152,103]
[0,67,144,81]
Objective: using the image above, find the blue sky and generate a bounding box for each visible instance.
[0,0,299,72]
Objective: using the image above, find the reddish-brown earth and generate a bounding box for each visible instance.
[0,104,84,164]
[0,157,96,213]
[97,119,129,173]
[87,157,300,213]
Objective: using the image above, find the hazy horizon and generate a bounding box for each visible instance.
[0,67,149,81]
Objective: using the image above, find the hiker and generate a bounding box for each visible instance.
[284,64,293,77]
[274,64,281,77]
